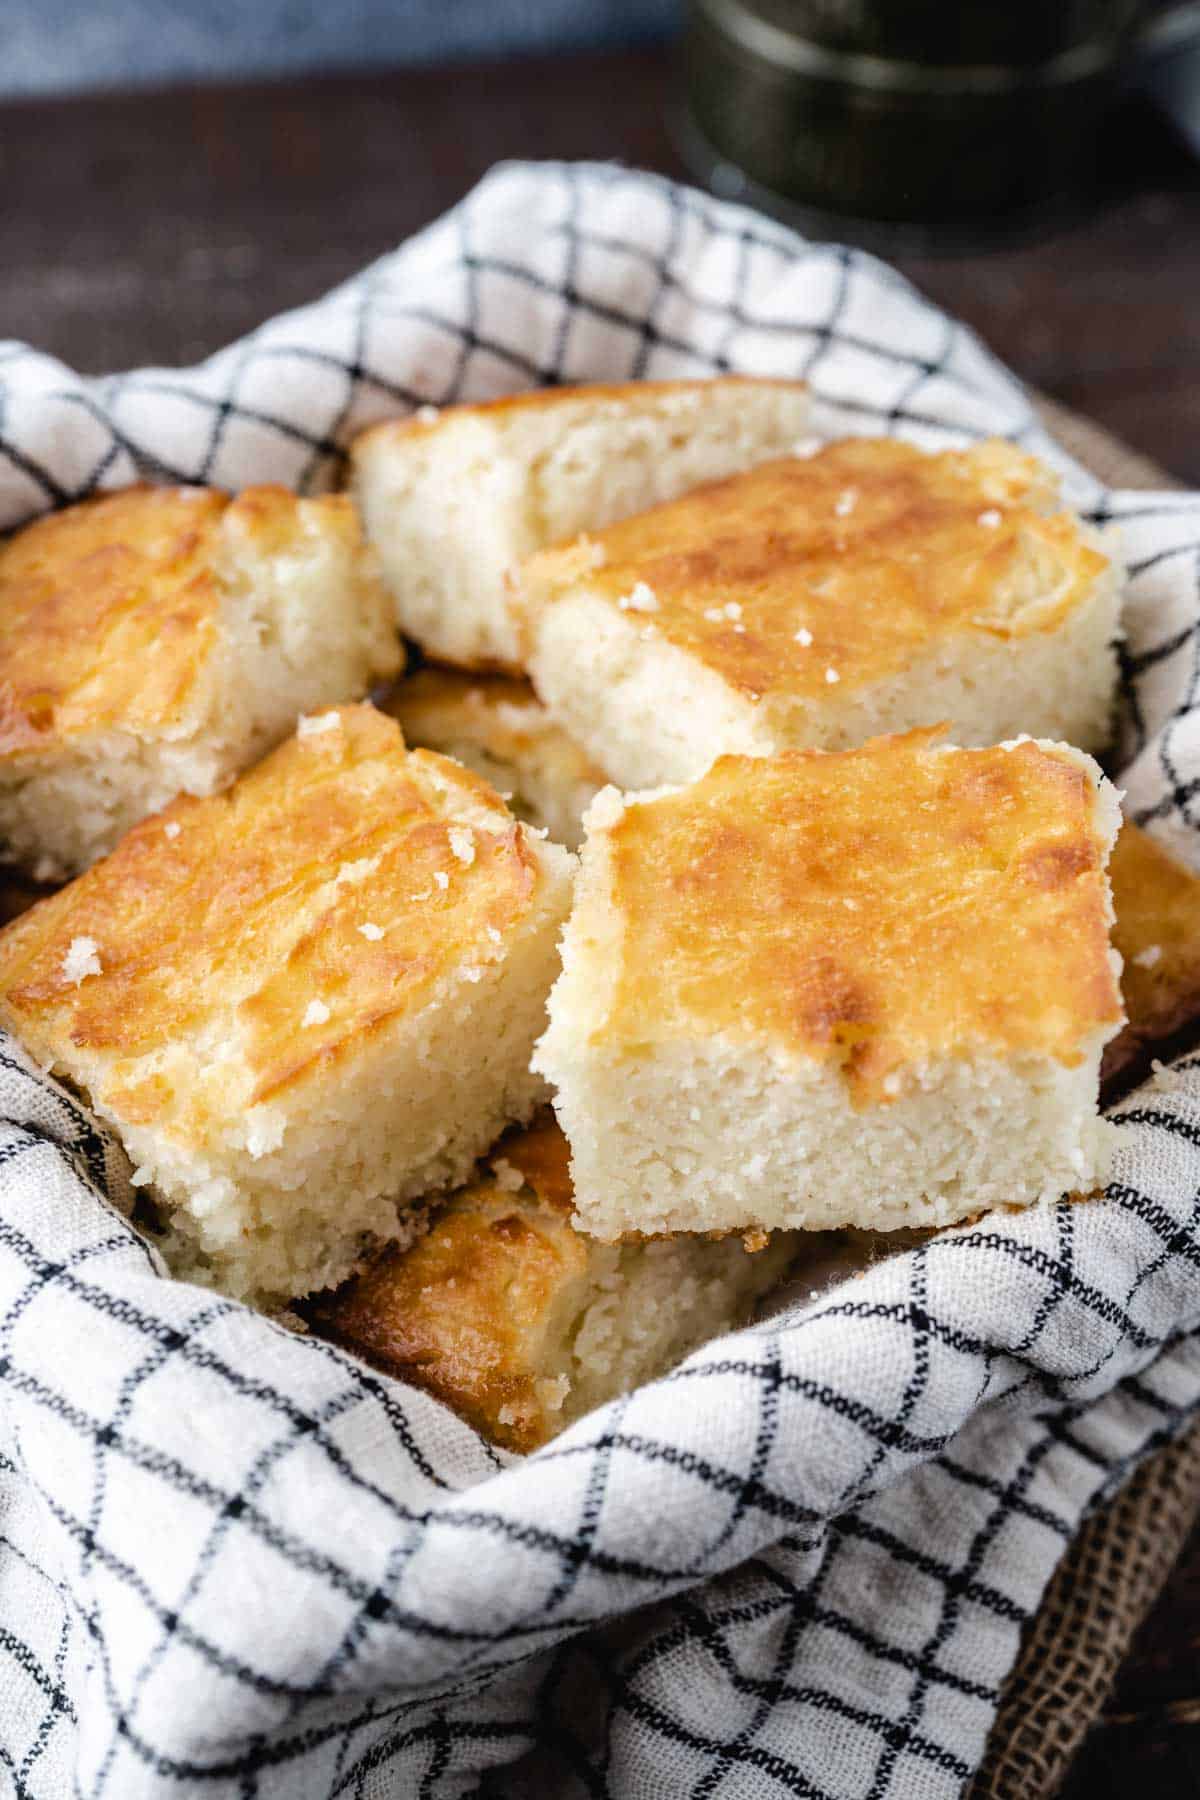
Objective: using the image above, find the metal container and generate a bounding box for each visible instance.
[683,0,1155,233]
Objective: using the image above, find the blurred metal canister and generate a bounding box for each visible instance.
[683,0,1158,230]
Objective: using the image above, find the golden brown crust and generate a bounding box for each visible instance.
[220,484,372,565]
[0,704,545,1141]
[381,665,604,785]
[352,376,807,455]
[1103,822,1200,1088]
[311,1112,589,1453]
[596,731,1123,1102]
[493,1106,576,1214]
[521,439,1107,702]
[0,484,378,759]
[0,485,227,755]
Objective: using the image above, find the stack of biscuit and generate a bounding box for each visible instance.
[0,378,1193,1451]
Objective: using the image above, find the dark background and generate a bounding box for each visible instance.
[6,30,1200,485]
[0,0,677,94]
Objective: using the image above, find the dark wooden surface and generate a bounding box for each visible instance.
[2,39,1199,1789]
[1060,1513,1200,1797]
[4,44,1200,483]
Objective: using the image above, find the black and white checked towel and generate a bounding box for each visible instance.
[1,162,1200,1800]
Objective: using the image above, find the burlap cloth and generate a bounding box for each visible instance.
[967,395,1200,1798]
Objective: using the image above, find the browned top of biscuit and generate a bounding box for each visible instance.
[587,731,1123,1102]
[312,1112,587,1454]
[0,704,545,1138]
[351,375,808,456]
[0,484,373,758]
[521,438,1107,702]
[382,665,604,785]
[0,486,225,755]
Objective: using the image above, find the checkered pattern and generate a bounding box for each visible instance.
[0,162,1199,1800]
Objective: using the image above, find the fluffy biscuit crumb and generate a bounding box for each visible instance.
[585,787,627,833]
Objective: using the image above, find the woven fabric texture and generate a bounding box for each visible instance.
[1,163,1200,1800]
[970,1420,1200,1798]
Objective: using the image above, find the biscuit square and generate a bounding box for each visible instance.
[350,376,810,669]
[311,1111,797,1451]
[521,438,1121,788]
[382,666,604,850]
[535,732,1125,1240]
[0,704,574,1303]
[0,484,402,877]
